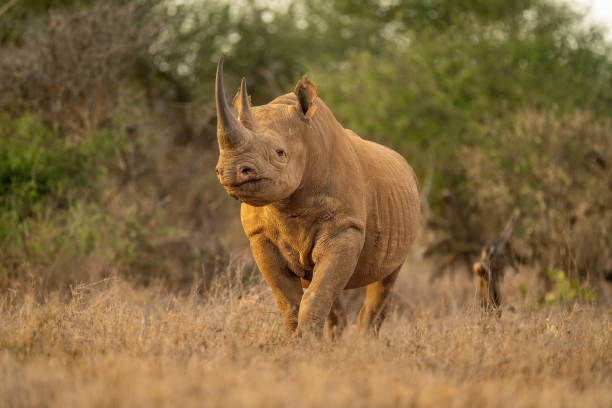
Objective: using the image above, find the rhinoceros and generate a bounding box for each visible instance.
[214,57,420,337]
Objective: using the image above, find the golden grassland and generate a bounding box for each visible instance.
[1,260,611,408]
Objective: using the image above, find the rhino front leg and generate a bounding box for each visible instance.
[297,229,363,337]
[250,236,303,334]
[325,298,347,340]
[301,279,347,339]
[357,266,400,336]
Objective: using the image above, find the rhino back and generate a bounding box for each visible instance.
[344,130,420,288]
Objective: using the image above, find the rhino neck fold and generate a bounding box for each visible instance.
[269,102,350,215]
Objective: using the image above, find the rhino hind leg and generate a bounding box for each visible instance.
[325,298,347,340]
[357,267,401,336]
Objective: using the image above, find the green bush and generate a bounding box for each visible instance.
[0,114,113,230]
[0,114,123,288]
[539,269,596,304]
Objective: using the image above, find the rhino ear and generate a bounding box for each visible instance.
[294,75,318,119]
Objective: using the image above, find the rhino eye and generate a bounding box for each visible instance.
[275,149,285,157]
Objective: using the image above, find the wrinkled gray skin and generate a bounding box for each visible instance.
[215,57,420,337]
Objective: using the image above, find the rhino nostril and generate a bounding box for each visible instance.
[240,166,253,176]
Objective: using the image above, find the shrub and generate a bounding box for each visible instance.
[0,114,115,232]
[459,111,611,281]
[0,113,121,289]
[0,2,153,135]
[540,268,596,304]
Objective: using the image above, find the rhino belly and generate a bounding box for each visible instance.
[345,155,420,288]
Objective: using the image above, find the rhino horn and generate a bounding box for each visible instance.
[216,56,248,148]
[238,77,255,129]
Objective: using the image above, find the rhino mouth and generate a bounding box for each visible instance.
[227,178,265,188]
[224,178,270,197]
[224,179,276,206]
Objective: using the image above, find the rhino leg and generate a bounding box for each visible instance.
[249,236,303,334]
[325,298,347,340]
[301,279,346,339]
[357,267,400,336]
[297,229,363,337]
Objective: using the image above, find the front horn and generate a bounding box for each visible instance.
[215,56,248,148]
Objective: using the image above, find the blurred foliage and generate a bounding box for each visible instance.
[313,1,611,196]
[539,269,596,304]
[459,111,611,281]
[0,114,126,290]
[0,0,138,44]
[0,0,610,290]
[0,114,116,236]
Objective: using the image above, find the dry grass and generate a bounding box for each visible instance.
[1,259,610,408]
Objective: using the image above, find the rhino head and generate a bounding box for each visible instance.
[214,57,317,207]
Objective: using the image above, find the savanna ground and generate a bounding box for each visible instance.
[2,249,610,408]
